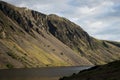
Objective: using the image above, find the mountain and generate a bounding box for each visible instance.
[0,1,120,69]
[60,60,120,80]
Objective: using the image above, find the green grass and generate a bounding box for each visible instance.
[6,63,14,69]
[6,51,16,59]
[107,41,120,47]
[60,60,120,80]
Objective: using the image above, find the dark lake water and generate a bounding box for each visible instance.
[0,66,92,80]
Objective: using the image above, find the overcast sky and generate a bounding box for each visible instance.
[2,0,120,41]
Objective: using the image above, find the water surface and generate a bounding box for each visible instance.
[0,66,91,80]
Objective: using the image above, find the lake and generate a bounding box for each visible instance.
[0,66,91,80]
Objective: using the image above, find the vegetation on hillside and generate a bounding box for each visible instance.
[60,60,120,80]
[0,1,120,68]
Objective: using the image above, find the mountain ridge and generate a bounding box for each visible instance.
[0,1,120,69]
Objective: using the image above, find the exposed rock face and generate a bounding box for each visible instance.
[0,1,120,69]
[47,14,96,50]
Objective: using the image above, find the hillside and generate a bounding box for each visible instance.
[0,1,120,69]
[60,60,120,80]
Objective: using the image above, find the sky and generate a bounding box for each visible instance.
[2,0,120,41]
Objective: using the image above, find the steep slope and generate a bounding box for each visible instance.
[0,1,120,68]
[60,60,120,80]
[47,14,120,65]
[0,1,92,69]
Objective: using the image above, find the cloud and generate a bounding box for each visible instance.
[1,0,120,41]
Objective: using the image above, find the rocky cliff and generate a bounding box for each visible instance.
[0,1,120,69]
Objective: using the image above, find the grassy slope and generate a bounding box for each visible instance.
[0,1,92,69]
[60,60,120,80]
[47,14,120,65]
[0,1,120,69]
